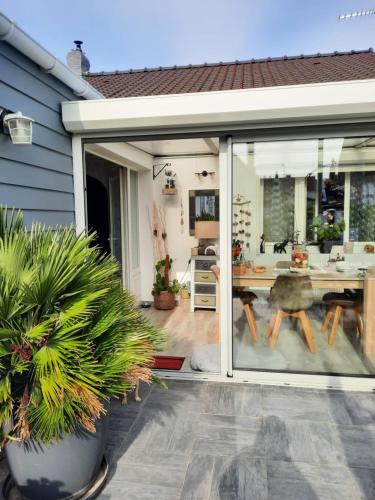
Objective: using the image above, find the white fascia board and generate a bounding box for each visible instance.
[62,79,375,133]
[85,142,153,171]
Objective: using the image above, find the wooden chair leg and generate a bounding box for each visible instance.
[328,305,342,345]
[243,303,258,344]
[265,312,277,339]
[298,311,316,354]
[269,310,283,350]
[322,308,334,335]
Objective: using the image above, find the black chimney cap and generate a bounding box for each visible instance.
[74,40,83,50]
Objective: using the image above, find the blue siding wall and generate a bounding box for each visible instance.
[0,41,77,226]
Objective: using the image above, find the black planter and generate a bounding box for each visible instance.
[319,240,340,254]
[5,410,109,500]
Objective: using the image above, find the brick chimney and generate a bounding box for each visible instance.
[66,40,90,75]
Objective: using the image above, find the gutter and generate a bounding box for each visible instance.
[0,12,103,100]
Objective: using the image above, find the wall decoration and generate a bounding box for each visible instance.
[180,198,184,233]
[189,189,219,236]
[232,194,251,251]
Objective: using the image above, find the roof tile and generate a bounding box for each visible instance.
[85,50,375,98]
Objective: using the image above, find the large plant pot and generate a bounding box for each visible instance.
[154,290,176,310]
[233,264,247,276]
[5,411,109,500]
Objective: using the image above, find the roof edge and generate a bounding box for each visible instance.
[86,48,374,77]
[0,11,103,100]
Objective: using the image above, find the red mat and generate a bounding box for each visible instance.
[153,355,185,370]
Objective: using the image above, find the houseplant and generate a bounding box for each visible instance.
[195,211,219,240]
[309,211,346,253]
[152,255,180,310]
[0,207,165,500]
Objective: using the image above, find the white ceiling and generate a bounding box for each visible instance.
[127,138,219,156]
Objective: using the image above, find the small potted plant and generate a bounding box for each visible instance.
[162,169,177,195]
[152,255,180,309]
[232,239,247,275]
[195,212,219,240]
[309,211,346,253]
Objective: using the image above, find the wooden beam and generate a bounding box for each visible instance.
[203,138,219,155]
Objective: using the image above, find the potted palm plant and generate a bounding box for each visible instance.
[152,255,180,310]
[0,207,165,500]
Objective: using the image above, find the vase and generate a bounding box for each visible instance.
[319,240,339,254]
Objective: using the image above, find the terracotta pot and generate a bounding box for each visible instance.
[154,291,176,310]
[233,264,247,276]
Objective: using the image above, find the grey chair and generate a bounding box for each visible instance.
[322,292,363,345]
[266,274,316,353]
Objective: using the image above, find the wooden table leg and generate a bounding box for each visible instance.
[364,278,375,355]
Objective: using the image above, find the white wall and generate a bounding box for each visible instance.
[138,155,219,301]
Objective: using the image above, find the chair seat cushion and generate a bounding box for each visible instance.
[322,292,358,307]
[237,291,258,305]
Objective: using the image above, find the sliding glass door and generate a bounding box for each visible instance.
[231,136,375,377]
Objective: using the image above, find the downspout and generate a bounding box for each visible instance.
[0,12,103,100]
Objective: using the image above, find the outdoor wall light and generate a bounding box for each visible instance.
[1,110,34,145]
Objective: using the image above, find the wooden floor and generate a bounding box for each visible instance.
[143,298,219,372]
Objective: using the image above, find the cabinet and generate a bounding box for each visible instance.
[190,255,219,312]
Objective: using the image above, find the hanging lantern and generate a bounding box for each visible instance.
[3,111,34,145]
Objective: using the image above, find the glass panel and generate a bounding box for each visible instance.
[263,178,295,242]
[129,170,140,269]
[350,171,375,241]
[109,172,123,268]
[232,136,375,377]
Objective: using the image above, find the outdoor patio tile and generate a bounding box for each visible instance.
[349,466,375,500]
[267,460,354,500]
[202,383,262,417]
[167,412,199,454]
[180,454,215,500]
[335,425,375,468]
[264,416,318,463]
[122,408,178,452]
[262,391,331,422]
[118,449,190,468]
[112,462,187,489]
[308,422,344,465]
[209,454,267,500]
[327,393,375,426]
[192,418,265,457]
[99,482,181,500]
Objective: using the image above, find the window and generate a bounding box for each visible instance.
[263,178,295,242]
[350,171,375,241]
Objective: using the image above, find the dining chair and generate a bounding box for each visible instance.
[266,274,316,353]
[321,292,363,345]
[210,265,258,343]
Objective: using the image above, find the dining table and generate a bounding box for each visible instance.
[232,266,375,356]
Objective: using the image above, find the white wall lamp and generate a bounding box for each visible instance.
[0,109,34,145]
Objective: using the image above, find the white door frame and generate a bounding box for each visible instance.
[72,132,375,391]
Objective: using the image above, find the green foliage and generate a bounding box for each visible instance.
[0,207,165,444]
[309,216,346,241]
[196,211,216,222]
[152,257,180,295]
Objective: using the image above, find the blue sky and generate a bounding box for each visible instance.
[1,1,374,72]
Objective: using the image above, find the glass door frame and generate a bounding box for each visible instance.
[227,126,375,391]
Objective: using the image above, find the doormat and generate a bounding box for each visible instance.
[153,356,185,370]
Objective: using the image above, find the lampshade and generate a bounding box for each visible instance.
[3,111,34,144]
[195,221,219,239]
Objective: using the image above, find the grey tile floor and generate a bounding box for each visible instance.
[1,380,375,499]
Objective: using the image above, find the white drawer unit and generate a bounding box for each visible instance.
[190,255,219,312]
